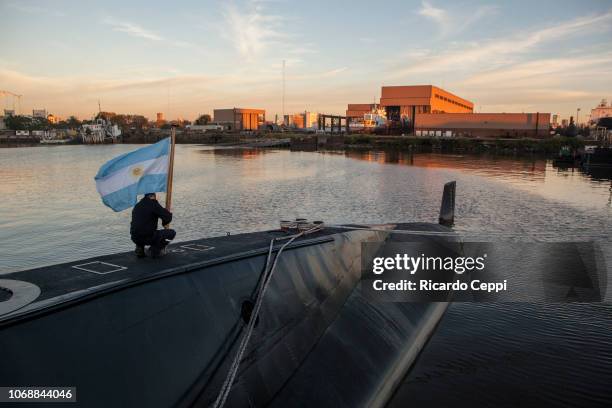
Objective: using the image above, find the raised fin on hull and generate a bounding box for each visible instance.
[439,181,456,226]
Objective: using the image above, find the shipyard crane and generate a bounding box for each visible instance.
[0,90,23,115]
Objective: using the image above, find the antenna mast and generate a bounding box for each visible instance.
[282,59,285,124]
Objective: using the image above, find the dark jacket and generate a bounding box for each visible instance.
[130,197,172,241]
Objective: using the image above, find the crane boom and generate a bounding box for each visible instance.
[0,90,23,114]
[0,90,22,97]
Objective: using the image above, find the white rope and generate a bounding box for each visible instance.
[326,225,458,236]
[213,225,323,408]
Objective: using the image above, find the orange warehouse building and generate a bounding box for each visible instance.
[214,108,265,131]
[414,112,551,138]
[380,85,473,122]
[346,103,377,119]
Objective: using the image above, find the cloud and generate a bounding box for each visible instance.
[473,89,598,107]
[0,66,216,118]
[461,54,612,87]
[0,66,245,96]
[0,61,357,119]
[6,3,65,17]
[453,53,612,111]
[286,43,318,56]
[417,1,497,37]
[221,0,316,61]
[392,10,612,77]
[102,17,196,48]
[222,2,288,60]
[418,1,447,24]
[104,19,163,42]
[289,67,349,80]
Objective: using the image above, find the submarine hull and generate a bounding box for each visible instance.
[0,224,451,407]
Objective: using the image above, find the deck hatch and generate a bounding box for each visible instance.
[180,244,215,252]
[72,261,127,275]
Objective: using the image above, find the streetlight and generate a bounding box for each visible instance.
[576,108,581,125]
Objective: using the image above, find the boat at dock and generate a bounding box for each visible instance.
[552,145,579,166]
[0,183,457,407]
[39,130,75,145]
[582,146,612,169]
[79,118,122,144]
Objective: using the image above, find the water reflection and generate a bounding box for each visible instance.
[198,147,280,160]
[343,149,612,182]
[553,163,612,182]
[1,145,611,274]
[200,147,612,209]
[320,149,611,210]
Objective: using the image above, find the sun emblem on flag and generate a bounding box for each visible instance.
[131,166,144,178]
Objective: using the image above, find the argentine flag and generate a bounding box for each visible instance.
[95,138,171,212]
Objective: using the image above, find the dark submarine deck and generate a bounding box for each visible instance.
[0,227,351,325]
[0,223,448,327]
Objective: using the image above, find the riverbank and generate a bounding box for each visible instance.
[341,134,590,155]
[121,130,591,155]
[2,129,595,157]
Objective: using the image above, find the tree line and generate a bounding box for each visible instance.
[3,115,82,131]
[3,113,213,131]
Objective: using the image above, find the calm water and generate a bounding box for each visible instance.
[1,145,611,406]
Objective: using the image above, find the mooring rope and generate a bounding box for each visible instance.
[213,225,323,408]
[327,224,458,236]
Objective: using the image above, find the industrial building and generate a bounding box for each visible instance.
[156,113,165,127]
[214,108,265,131]
[346,104,378,119]
[380,85,473,122]
[414,112,551,138]
[343,85,551,138]
[32,109,47,119]
[284,111,318,129]
[303,112,318,128]
[590,99,612,124]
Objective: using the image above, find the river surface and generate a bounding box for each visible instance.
[1,145,611,406]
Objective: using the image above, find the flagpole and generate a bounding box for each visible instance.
[165,127,176,212]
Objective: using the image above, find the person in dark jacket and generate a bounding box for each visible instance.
[130,193,176,258]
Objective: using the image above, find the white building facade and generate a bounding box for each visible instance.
[590,99,612,123]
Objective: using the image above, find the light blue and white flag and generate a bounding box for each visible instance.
[94,138,171,211]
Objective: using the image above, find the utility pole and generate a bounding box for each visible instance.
[576,108,581,125]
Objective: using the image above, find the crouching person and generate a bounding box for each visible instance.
[130,192,176,258]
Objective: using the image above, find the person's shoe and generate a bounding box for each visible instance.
[150,247,167,258]
[135,246,146,258]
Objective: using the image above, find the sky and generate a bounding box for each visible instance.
[0,0,611,121]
